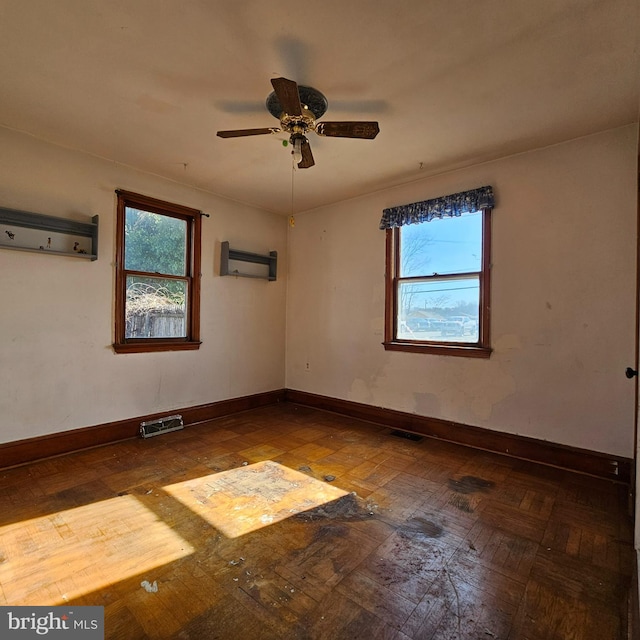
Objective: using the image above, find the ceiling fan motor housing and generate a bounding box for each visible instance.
[281,111,315,135]
[266,85,329,120]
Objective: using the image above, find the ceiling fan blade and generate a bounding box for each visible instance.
[298,138,315,169]
[270,77,303,116]
[315,121,380,139]
[217,127,280,138]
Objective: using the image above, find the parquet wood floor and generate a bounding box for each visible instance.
[0,404,633,639]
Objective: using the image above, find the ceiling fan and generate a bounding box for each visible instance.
[217,77,380,169]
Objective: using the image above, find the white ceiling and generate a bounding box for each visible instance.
[1,0,638,215]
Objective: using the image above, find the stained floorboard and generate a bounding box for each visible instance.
[0,404,633,639]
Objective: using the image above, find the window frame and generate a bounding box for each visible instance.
[113,190,202,354]
[383,207,492,358]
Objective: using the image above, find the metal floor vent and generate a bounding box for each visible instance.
[140,414,184,439]
[390,429,423,442]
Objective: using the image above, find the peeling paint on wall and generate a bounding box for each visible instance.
[285,126,637,457]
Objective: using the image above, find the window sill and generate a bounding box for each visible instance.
[113,341,202,354]
[383,340,492,358]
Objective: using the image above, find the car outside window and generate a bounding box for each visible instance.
[384,207,492,358]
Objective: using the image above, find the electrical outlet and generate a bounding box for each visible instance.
[305,361,311,372]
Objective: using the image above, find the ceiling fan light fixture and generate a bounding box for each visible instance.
[291,135,303,165]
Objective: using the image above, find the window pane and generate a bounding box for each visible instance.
[398,276,479,343]
[400,212,482,277]
[125,276,188,338]
[124,207,186,276]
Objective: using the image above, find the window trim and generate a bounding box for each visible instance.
[113,190,202,354]
[383,207,492,358]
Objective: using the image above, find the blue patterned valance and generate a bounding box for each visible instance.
[379,185,494,230]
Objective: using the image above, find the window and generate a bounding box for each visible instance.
[114,190,202,353]
[382,186,493,358]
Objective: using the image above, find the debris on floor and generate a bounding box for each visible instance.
[140,580,158,593]
[295,491,378,522]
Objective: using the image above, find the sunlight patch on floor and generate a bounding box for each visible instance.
[164,460,348,538]
[0,495,194,605]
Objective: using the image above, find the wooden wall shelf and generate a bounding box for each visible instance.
[0,206,99,260]
[220,241,277,281]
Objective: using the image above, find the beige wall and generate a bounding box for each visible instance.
[0,127,287,444]
[1,124,637,459]
[286,125,638,458]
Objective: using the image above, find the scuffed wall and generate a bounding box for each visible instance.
[285,126,638,458]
